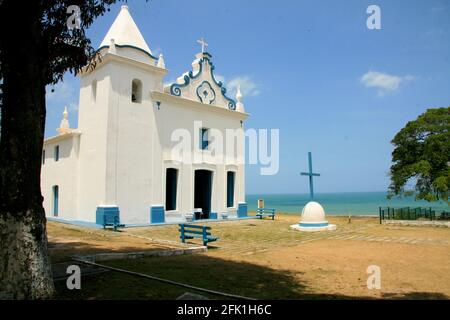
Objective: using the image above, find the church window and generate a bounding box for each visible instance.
[52,185,59,217]
[54,145,59,161]
[131,79,142,103]
[227,171,235,208]
[200,128,209,150]
[92,80,97,103]
[165,168,178,211]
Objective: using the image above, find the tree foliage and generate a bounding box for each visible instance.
[0,0,123,299]
[388,107,450,204]
[1,0,118,89]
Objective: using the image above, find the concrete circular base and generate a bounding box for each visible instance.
[290,223,337,232]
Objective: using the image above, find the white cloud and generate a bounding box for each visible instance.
[214,74,226,85]
[216,75,259,98]
[360,71,414,95]
[431,4,449,13]
[228,76,260,97]
[46,81,74,102]
[46,78,79,112]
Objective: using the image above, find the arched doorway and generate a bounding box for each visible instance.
[194,169,213,219]
[165,168,178,211]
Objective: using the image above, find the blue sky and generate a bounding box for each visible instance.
[46,0,450,195]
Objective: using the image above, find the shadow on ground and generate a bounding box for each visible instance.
[49,241,168,260]
[381,292,449,299]
[53,251,449,300]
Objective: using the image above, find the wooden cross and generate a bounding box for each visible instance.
[301,152,321,199]
[197,37,208,53]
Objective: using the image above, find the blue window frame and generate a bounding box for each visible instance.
[200,128,209,150]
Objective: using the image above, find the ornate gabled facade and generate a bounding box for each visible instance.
[168,52,237,110]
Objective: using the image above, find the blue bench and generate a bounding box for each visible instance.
[256,208,275,220]
[179,224,219,247]
[103,215,125,231]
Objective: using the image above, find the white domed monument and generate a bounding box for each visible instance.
[290,201,337,232]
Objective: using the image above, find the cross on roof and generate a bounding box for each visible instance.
[197,37,208,53]
[300,152,321,199]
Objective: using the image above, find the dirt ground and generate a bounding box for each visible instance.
[47,222,173,262]
[224,238,450,299]
[48,214,450,299]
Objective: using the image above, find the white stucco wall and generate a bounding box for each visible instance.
[153,92,247,219]
[76,64,111,222]
[41,134,80,220]
[104,58,165,224]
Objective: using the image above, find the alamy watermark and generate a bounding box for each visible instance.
[171,121,279,176]
[366,265,381,290]
[66,264,81,290]
[367,5,381,30]
[67,5,81,30]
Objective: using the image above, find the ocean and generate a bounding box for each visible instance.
[246,192,449,216]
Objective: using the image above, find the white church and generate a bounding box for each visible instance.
[41,5,249,225]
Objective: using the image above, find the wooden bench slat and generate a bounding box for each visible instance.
[181,235,218,240]
[178,227,212,233]
[181,235,202,239]
[257,209,275,213]
[256,208,276,220]
[179,223,218,247]
[178,224,211,230]
[178,230,212,236]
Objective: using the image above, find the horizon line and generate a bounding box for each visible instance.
[246,190,389,196]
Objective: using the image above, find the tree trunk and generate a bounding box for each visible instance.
[0,1,55,299]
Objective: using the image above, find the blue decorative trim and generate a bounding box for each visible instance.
[169,53,237,110]
[299,222,329,228]
[170,61,203,96]
[97,44,158,60]
[202,52,213,58]
[210,212,218,220]
[210,63,236,110]
[150,205,165,224]
[237,203,248,218]
[96,206,120,225]
[196,81,216,104]
[47,217,104,229]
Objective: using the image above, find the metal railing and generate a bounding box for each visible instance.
[379,206,437,224]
